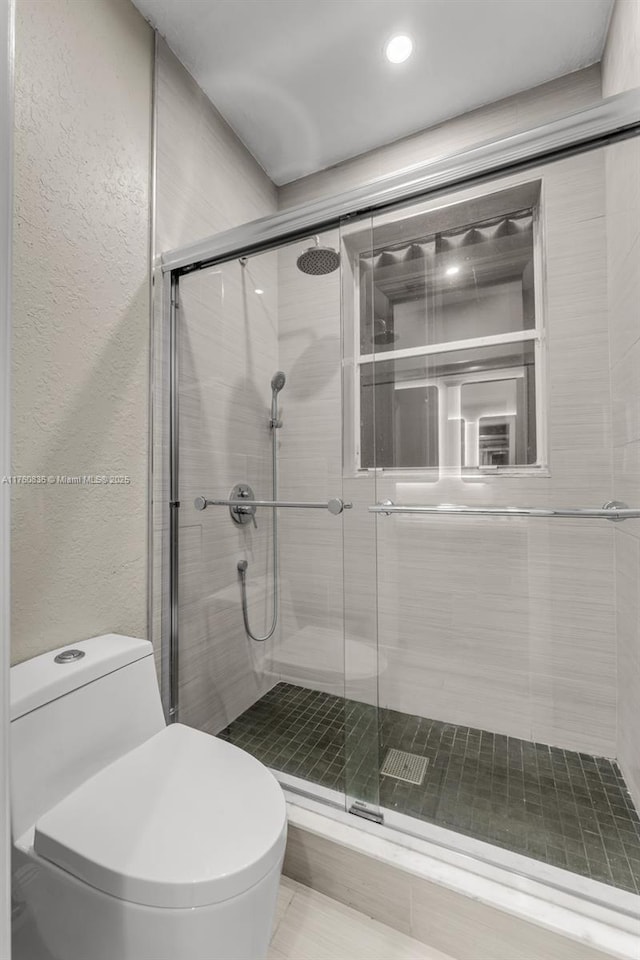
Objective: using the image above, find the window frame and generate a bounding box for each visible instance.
[348,185,548,478]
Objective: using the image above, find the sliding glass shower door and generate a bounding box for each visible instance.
[343,138,640,894]
[174,253,283,739]
[174,233,353,810]
[166,125,640,897]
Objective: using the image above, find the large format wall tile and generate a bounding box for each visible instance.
[603,0,640,812]
[283,821,615,960]
[176,258,279,730]
[154,40,278,729]
[283,824,413,936]
[277,140,617,755]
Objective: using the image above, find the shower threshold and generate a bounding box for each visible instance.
[281,790,640,960]
[221,682,640,897]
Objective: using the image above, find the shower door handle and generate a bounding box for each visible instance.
[368,500,640,520]
[194,496,352,515]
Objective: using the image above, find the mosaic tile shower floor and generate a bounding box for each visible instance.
[221,682,640,895]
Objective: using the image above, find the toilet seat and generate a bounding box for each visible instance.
[33,723,287,910]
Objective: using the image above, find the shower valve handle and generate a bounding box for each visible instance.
[236,485,257,527]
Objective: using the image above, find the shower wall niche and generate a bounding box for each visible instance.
[351,185,541,474]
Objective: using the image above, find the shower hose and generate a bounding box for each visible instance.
[236,399,280,642]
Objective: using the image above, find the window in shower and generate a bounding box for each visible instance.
[352,181,546,474]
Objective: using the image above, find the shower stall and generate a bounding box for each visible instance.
[153,90,640,913]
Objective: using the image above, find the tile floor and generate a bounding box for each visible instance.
[222,682,640,895]
[270,877,454,960]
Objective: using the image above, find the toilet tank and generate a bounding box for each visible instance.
[10,634,166,841]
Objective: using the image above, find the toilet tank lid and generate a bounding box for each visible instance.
[11,634,152,720]
[33,724,287,909]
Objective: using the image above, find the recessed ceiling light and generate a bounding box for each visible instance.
[385,35,413,64]
[445,265,460,277]
[254,288,264,295]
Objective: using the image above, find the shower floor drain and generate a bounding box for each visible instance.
[380,749,428,785]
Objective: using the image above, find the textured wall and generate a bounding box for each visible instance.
[0,0,12,949]
[11,0,153,663]
[153,40,278,731]
[602,0,640,808]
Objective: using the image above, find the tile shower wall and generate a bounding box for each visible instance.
[602,0,640,809]
[154,40,279,732]
[276,69,619,755]
[177,258,279,734]
[272,232,346,699]
[273,233,379,712]
[371,151,615,755]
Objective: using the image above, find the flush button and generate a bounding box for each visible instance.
[54,649,85,664]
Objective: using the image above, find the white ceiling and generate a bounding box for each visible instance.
[133,0,613,185]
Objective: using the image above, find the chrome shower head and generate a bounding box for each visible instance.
[296,236,340,275]
[271,371,286,393]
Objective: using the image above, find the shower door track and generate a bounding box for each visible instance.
[161,88,640,277]
[159,84,640,736]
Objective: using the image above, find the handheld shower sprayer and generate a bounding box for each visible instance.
[238,371,287,642]
[270,370,286,429]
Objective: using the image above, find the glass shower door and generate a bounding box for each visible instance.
[267,229,347,802]
[175,254,283,740]
[355,139,640,895]
[340,215,382,821]
[362,185,542,837]
[174,233,351,810]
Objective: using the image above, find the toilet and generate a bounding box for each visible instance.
[10,634,288,960]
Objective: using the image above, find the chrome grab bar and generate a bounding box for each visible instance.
[369,500,640,522]
[195,496,352,516]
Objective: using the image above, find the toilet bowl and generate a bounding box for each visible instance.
[10,634,287,960]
